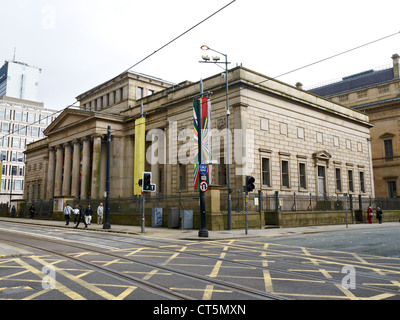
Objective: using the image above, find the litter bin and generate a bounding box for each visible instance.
[180,210,193,229]
[168,207,179,229]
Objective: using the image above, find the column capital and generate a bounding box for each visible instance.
[92,134,104,141]
[72,138,80,145]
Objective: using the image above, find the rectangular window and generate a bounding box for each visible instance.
[179,164,186,190]
[218,157,227,186]
[281,160,290,188]
[120,87,124,102]
[384,139,393,160]
[262,158,270,187]
[299,163,306,189]
[360,171,365,193]
[28,113,34,123]
[348,170,354,192]
[336,168,342,192]
[2,122,9,133]
[297,127,304,139]
[15,111,22,122]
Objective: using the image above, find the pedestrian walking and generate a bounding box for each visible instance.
[85,204,93,225]
[376,206,383,224]
[367,206,373,224]
[29,204,36,219]
[64,203,73,225]
[97,202,104,225]
[74,205,87,229]
[11,205,16,218]
[73,205,80,224]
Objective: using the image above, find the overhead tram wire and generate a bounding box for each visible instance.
[0,0,237,140]
[107,30,400,137]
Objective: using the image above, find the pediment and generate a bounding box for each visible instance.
[379,132,395,139]
[44,109,95,136]
[313,150,332,160]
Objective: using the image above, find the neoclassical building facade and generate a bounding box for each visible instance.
[309,53,400,198]
[24,67,374,206]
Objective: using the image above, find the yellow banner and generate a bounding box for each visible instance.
[134,117,146,195]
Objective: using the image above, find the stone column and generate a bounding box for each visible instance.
[46,147,55,199]
[80,137,91,199]
[90,135,102,199]
[54,145,63,197]
[71,139,81,198]
[62,143,72,196]
[99,141,107,199]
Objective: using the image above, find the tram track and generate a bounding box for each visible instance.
[0,228,287,300]
[1,221,399,299]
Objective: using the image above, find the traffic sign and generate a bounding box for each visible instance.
[199,181,209,192]
[199,164,208,175]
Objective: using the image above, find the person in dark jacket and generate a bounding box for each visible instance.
[376,207,383,224]
[74,205,87,229]
[85,205,93,225]
[29,204,36,219]
[11,205,16,218]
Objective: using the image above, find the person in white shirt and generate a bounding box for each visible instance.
[63,203,72,226]
[97,203,104,225]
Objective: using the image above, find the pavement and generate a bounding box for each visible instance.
[0,216,399,257]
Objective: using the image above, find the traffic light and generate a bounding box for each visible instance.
[142,172,156,192]
[245,176,255,192]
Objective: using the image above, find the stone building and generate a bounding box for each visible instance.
[24,66,374,223]
[309,54,400,198]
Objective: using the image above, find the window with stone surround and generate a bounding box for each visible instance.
[261,157,271,187]
[357,89,368,100]
[348,170,354,193]
[339,94,348,103]
[359,171,365,193]
[336,168,342,192]
[377,84,389,95]
[298,162,306,190]
[281,160,290,188]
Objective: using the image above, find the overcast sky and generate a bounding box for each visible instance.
[1,0,399,110]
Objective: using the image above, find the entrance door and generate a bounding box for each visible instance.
[318,166,326,198]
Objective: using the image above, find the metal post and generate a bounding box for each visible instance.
[141,190,145,233]
[245,191,248,235]
[225,56,232,230]
[103,126,111,229]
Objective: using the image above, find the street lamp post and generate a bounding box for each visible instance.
[200,45,232,230]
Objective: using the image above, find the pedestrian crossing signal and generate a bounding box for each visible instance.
[142,172,156,192]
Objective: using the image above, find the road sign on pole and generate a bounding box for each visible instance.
[199,181,209,192]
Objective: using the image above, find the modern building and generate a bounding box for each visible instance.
[308,54,400,198]
[0,60,41,102]
[0,96,57,204]
[24,66,374,224]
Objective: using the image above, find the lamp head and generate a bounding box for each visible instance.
[202,55,210,61]
[201,45,209,51]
